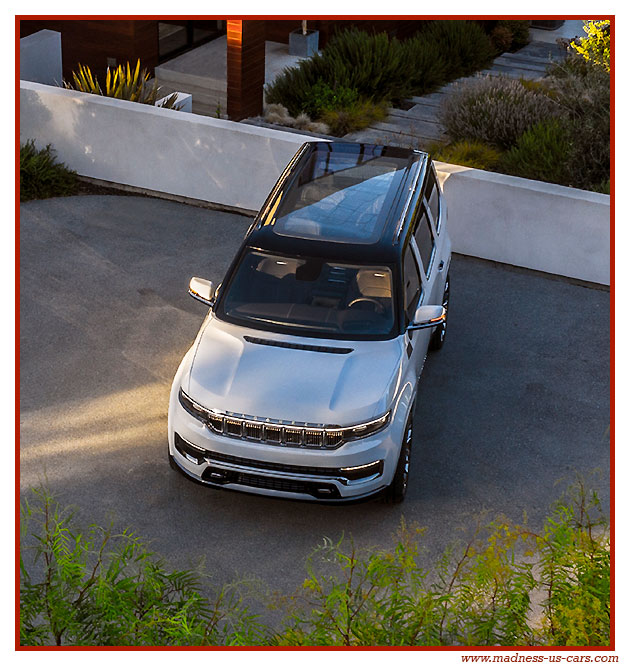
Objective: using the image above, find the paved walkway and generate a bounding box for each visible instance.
[344,36,574,150]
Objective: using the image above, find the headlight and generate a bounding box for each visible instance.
[178,388,390,448]
[179,388,209,422]
[344,412,390,441]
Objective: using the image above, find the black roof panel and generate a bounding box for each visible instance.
[247,142,428,264]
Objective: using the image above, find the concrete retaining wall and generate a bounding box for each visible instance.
[20,30,63,86]
[436,163,610,285]
[20,80,610,284]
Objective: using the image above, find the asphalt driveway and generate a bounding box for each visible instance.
[20,195,610,596]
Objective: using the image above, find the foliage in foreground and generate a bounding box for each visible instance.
[20,488,266,646]
[64,60,181,109]
[20,479,609,646]
[20,140,78,202]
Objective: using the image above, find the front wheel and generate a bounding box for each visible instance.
[429,272,450,351]
[384,407,414,503]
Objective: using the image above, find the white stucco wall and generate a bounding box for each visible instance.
[435,163,610,285]
[20,30,63,86]
[20,80,610,285]
[20,81,311,212]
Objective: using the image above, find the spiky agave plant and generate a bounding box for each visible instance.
[65,60,180,109]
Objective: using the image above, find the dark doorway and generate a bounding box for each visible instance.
[158,20,225,61]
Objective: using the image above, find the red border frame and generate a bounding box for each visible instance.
[15,14,615,651]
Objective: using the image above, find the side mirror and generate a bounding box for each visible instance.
[408,304,446,331]
[189,277,214,307]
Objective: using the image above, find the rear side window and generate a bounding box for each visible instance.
[425,167,440,230]
[413,205,435,277]
[403,247,422,323]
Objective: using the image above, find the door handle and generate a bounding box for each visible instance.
[438,260,445,271]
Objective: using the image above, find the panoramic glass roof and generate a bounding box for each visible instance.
[264,144,411,245]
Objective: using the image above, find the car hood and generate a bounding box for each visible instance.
[185,316,404,425]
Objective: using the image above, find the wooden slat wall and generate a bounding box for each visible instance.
[226,20,265,120]
[19,19,158,82]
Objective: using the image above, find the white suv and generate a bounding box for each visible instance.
[168,141,451,503]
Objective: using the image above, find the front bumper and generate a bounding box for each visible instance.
[167,391,408,502]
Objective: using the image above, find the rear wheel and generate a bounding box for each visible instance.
[384,407,414,503]
[429,272,450,351]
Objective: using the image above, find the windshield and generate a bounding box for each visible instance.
[218,250,395,338]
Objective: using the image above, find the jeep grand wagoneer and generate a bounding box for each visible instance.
[168,141,451,503]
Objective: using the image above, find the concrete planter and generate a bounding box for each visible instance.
[289,29,319,57]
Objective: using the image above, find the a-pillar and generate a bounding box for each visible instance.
[226,20,265,120]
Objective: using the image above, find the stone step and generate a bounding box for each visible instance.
[388,105,443,123]
[408,92,448,105]
[489,64,544,79]
[372,116,445,137]
[498,50,563,66]
[493,55,548,71]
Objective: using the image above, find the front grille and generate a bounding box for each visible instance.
[178,389,388,450]
[201,465,341,499]
[208,413,345,449]
[175,434,383,482]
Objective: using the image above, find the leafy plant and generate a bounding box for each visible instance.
[320,99,388,136]
[20,487,267,646]
[570,20,610,72]
[299,80,360,119]
[545,64,610,191]
[429,140,503,170]
[20,140,78,202]
[65,60,181,109]
[20,479,609,646]
[490,20,531,53]
[266,22,495,118]
[500,119,572,185]
[440,75,561,149]
[275,477,609,646]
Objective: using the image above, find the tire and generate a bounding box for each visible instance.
[384,407,414,503]
[429,272,450,351]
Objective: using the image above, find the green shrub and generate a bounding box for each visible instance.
[320,99,388,136]
[419,20,496,80]
[21,480,608,646]
[299,80,360,119]
[65,60,181,109]
[490,20,531,53]
[570,20,610,72]
[546,65,610,191]
[440,75,561,149]
[20,141,78,202]
[430,140,503,170]
[20,487,266,646]
[266,22,495,117]
[500,119,572,185]
[276,478,609,646]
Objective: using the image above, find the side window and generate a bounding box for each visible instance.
[413,203,435,277]
[403,247,422,323]
[425,167,441,233]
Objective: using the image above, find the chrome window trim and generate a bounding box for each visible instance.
[395,157,428,241]
[426,163,442,235]
[414,200,436,279]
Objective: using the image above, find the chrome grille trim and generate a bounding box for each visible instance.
[179,390,389,450]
